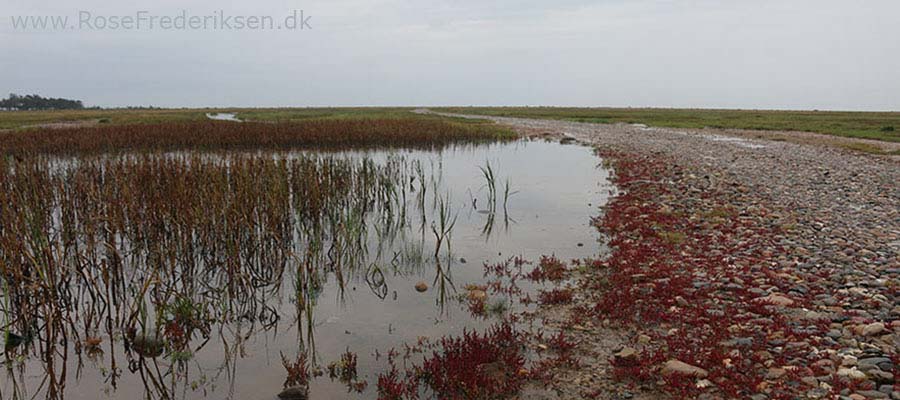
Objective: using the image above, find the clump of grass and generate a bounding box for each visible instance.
[328,349,361,385]
[486,299,509,316]
[526,256,568,282]
[479,160,497,207]
[502,178,516,216]
[169,350,193,362]
[281,351,310,388]
[421,323,525,399]
[538,288,574,305]
[658,230,686,245]
[431,193,458,258]
[702,206,734,220]
[375,324,526,399]
[377,366,417,400]
[839,142,897,155]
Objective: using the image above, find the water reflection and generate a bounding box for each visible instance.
[0,140,610,399]
[205,113,241,122]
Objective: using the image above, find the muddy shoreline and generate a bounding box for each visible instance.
[430,110,898,399]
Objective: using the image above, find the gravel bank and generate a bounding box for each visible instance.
[430,110,899,399]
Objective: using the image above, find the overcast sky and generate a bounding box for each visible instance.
[2,0,898,110]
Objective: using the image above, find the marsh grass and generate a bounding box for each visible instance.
[0,107,414,130]
[476,160,518,237]
[431,193,458,258]
[435,107,900,142]
[0,108,211,130]
[0,110,520,399]
[0,117,513,156]
[0,149,484,399]
[479,160,497,208]
[839,141,900,155]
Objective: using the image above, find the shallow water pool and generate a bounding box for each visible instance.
[0,139,612,400]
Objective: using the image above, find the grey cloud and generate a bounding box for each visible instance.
[1,0,897,109]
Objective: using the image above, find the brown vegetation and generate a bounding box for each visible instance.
[0,117,513,156]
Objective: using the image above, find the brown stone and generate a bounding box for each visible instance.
[661,360,708,378]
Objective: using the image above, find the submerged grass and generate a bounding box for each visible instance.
[0,109,516,399]
[0,151,471,398]
[434,107,900,142]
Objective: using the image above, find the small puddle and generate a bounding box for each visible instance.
[206,112,241,122]
[1,140,613,399]
[699,134,767,149]
[638,125,766,149]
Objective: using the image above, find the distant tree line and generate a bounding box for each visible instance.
[0,93,84,110]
